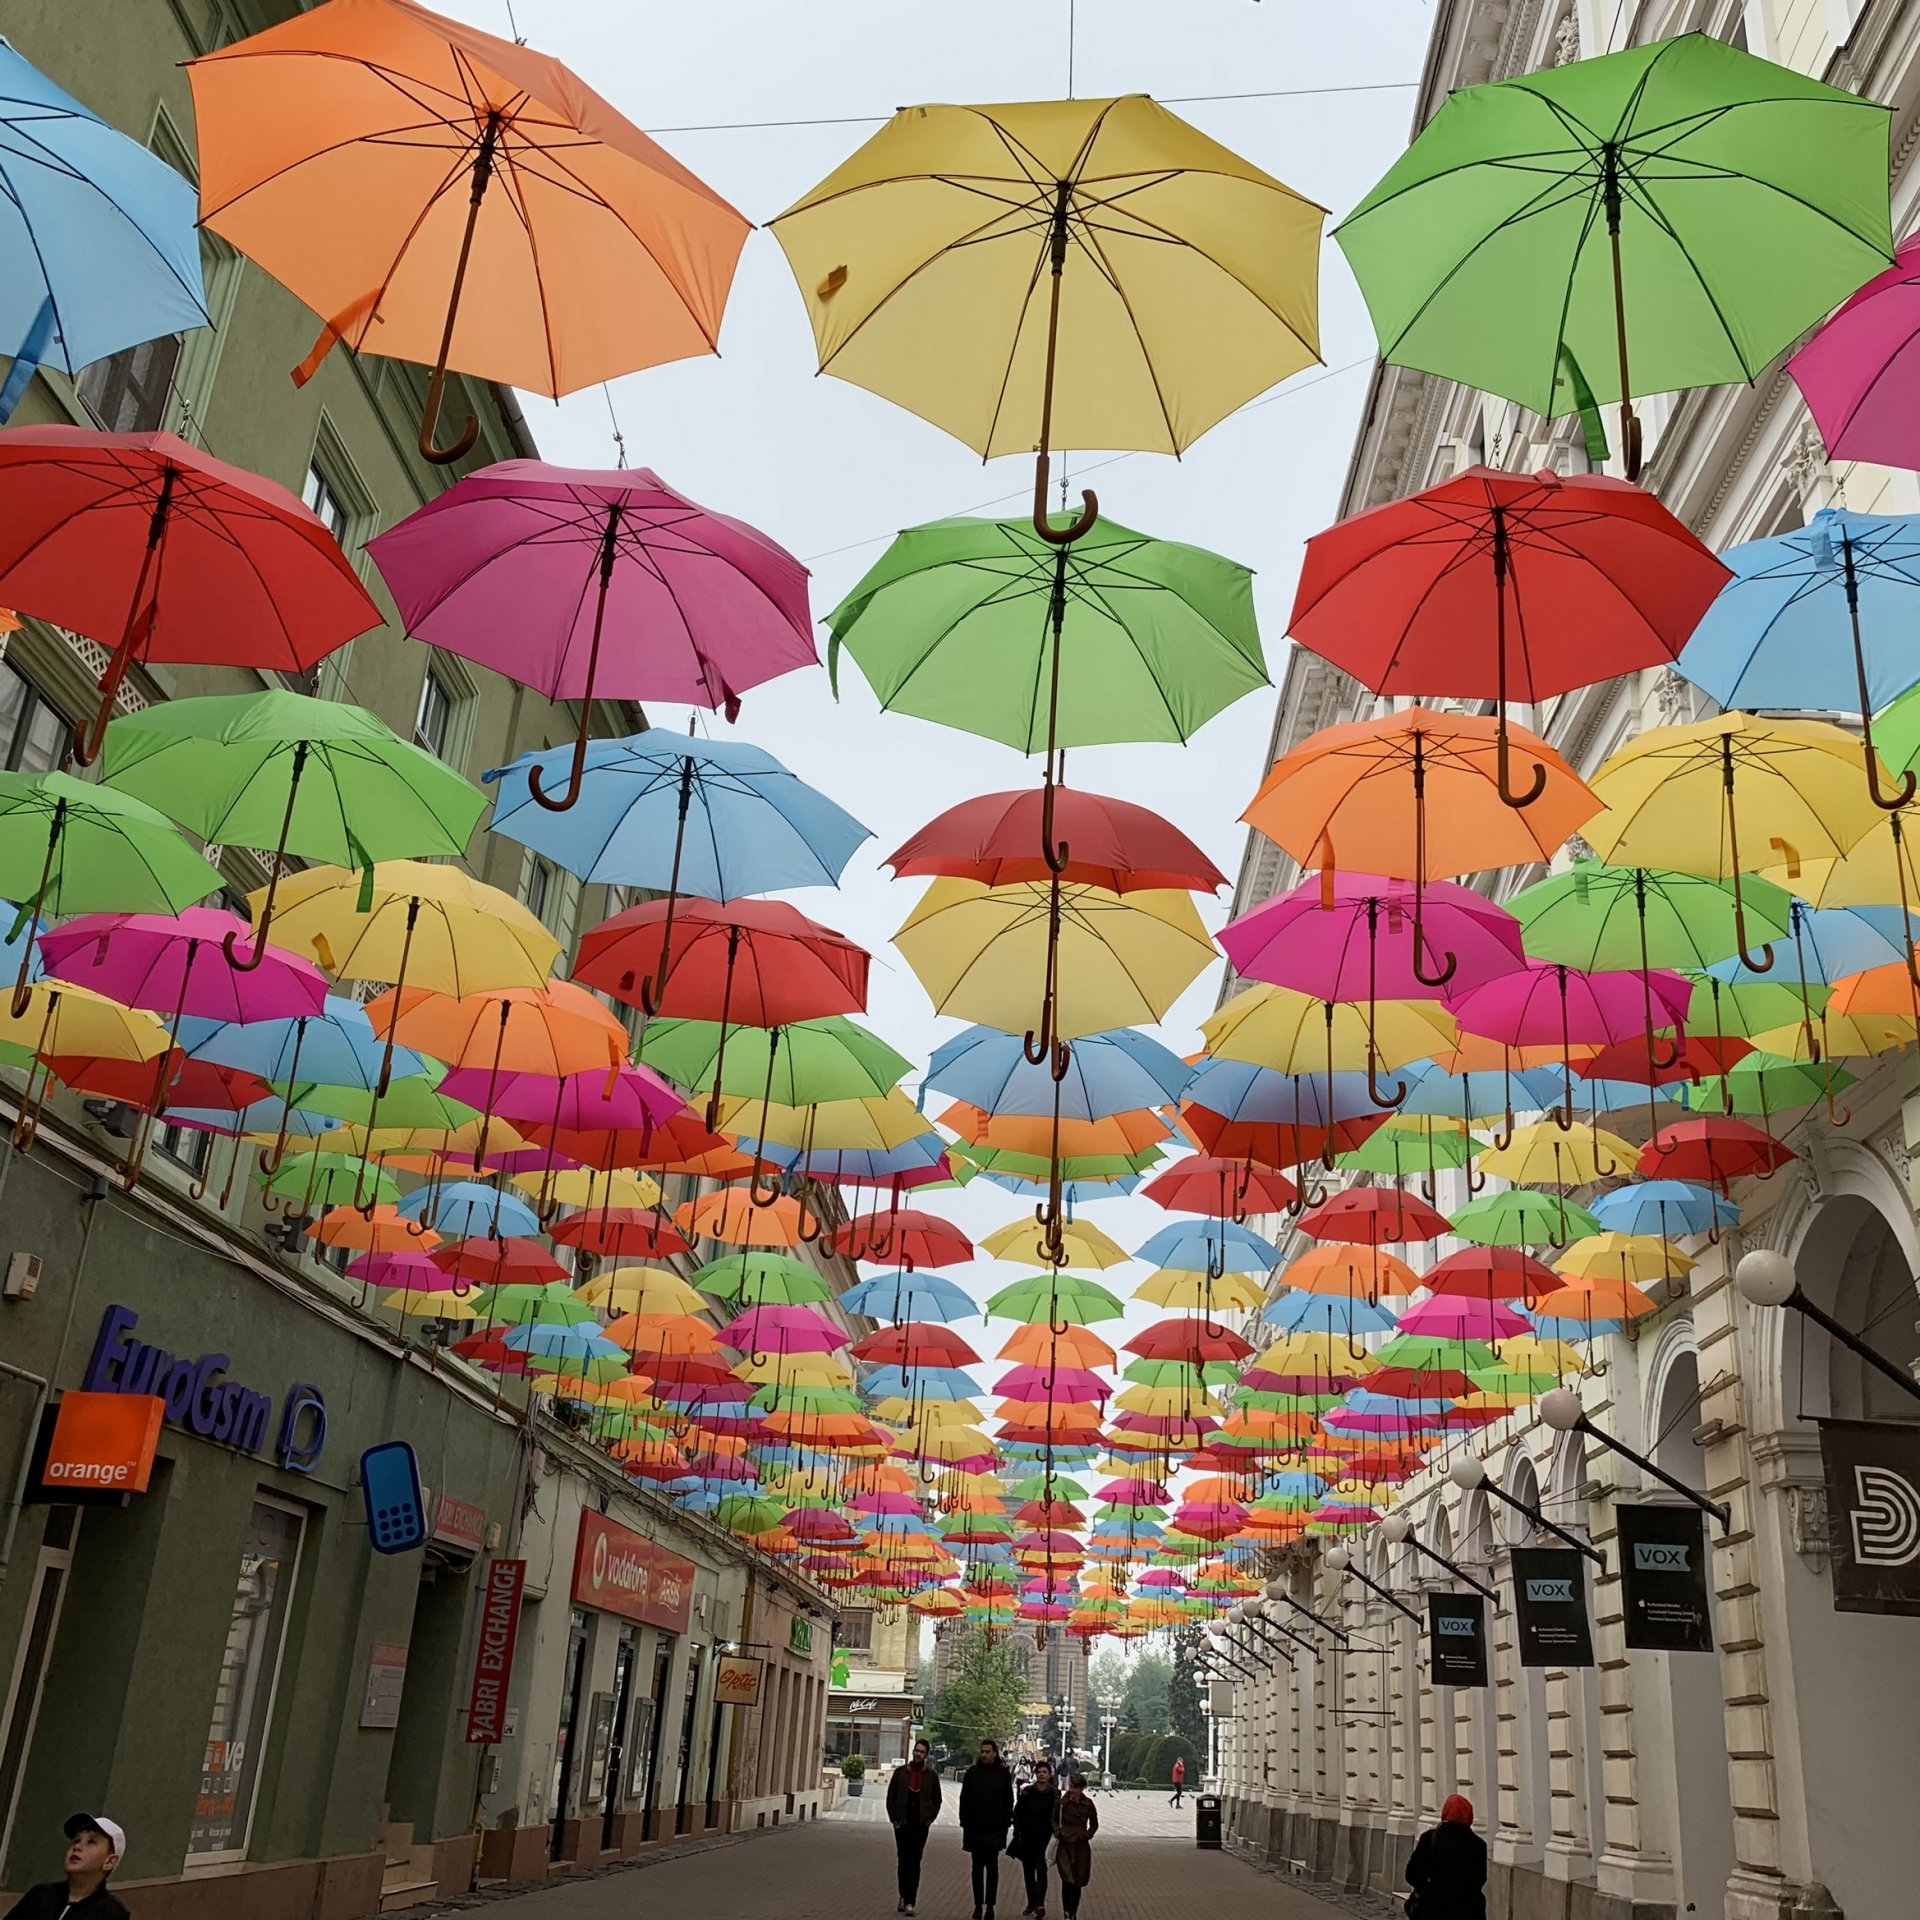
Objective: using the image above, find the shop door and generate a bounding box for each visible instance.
[637,1641,673,1837]
[0,1508,78,1868]
[548,1612,589,1860]
[600,1628,637,1849]
[673,1643,704,1833]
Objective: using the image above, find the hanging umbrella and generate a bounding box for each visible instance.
[925,1024,1190,1122]
[1291,467,1727,801]
[1243,709,1597,981]
[101,690,485,962]
[395,1182,540,1239]
[1591,1181,1737,1245]
[1142,1156,1298,1220]
[1297,1187,1449,1245]
[187,0,748,461]
[1132,1220,1278,1276]
[984,1274,1126,1326]
[549,1211,691,1261]
[1788,233,1920,469]
[1450,1189,1600,1251]
[369,467,814,806]
[1676,508,1920,809]
[0,771,223,1013]
[1478,1122,1632,1187]
[1334,33,1892,477]
[830,1211,973,1273]
[981,1217,1129,1271]
[0,981,169,1149]
[840,1272,978,1323]
[0,430,382,762]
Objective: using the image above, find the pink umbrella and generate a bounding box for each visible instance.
[1395,1295,1531,1341]
[1095,1477,1169,1504]
[997,1366,1111,1401]
[366,463,815,809]
[1789,236,1920,469]
[437,1062,687,1142]
[716,1305,847,1356]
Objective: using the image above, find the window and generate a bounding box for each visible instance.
[524,853,555,925]
[302,464,350,545]
[76,333,184,435]
[153,1122,211,1178]
[0,659,68,774]
[415,664,455,759]
[837,1609,875,1655]
[189,1499,304,1862]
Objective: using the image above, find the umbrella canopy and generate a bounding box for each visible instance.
[1511,860,1795,976]
[1334,34,1891,475]
[1788,233,1920,468]
[1298,1187,1450,1246]
[1450,1189,1600,1250]
[981,1217,1129,1271]
[1142,1157,1298,1218]
[925,1024,1191,1122]
[638,1017,909,1107]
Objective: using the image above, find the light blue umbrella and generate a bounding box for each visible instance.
[397,1180,539,1239]
[1534,1066,1682,1113]
[925,1024,1190,1120]
[159,1096,342,1139]
[1182,1056,1377,1124]
[1706,900,1920,984]
[0,41,208,419]
[747,1135,955,1184]
[501,1324,625,1362]
[1134,1219,1278,1275]
[1676,508,1920,807]
[1590,1180,1737,1237]
[1397,1060,1565,1122]
[187,995,425,1090]
[860,1365,981,1400]
[1261,1292,1398,1336]
[975,1171,1141,1200]
[839,1272,978,1323]
[0,898,45,986]
[485,728,869,895]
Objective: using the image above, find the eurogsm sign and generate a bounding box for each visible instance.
[571,1512,694,1633]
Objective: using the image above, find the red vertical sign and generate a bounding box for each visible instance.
[464,1558,527,1744]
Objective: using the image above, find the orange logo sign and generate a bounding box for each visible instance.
[42,1391,164,1493]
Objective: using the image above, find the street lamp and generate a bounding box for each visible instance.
[1538,1385,1731,1529]
[1735,1247,1920,1407]
[1379,1511,1500,1603]
[1098,1695,1119,1788]
[1448,1454,1605,1567]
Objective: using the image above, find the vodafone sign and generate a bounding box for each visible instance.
[571,1512,695,1633]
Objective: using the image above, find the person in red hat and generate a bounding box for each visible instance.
[1403,1795,1486,1919]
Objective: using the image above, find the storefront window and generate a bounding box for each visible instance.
[189,1499,304,1860]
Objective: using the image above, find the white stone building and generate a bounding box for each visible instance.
[1216,5,1920,1918]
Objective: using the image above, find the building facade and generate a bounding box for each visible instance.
[1217,6,1920,1920]
[825,1603,924,1767]
[0,3,843,1914]
[929,1618,1093,1752]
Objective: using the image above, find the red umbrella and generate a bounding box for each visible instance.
[1423,1247,1558,1304]
[0,428,382,762]
[1142,1155,1297,1220]
[430,1238,568,1286]
[45,1052,271,1115]
[829,1207,973,1270]
[1571,1034,1752,1086]
[1179,1105,1386,1171]
[886,786,1226,893]
[1297,1186,1449,1245]
[548,1210,692,1259]
[1124,1318,1255,1363]
[1289,466,1728,808]
[1637,1116,1793,1188]
[848,1325,980,1367]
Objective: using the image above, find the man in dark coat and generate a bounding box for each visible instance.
[886,1739,943,1915]
[958,1738,1016,1920]
[1404,1794,1488,1920]
[1009,1759,1060,1917]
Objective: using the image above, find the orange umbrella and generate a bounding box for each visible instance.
[187,0,749,462]
[997,1324,1118,1368]
[676,1187,810,1248]
[1282,1244,1421,1298]
[307,1204,432,1251]
[938,1102,1169,1158]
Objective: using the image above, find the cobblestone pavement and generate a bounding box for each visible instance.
[403,1788,1399,1920]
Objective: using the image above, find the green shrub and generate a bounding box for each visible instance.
[840,1753,866,1779]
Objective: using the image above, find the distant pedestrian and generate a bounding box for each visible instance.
[959,1738,1016,1920]
[1168,1754,1186,1808]
[886,1738,943,1916]
[1052,1774,1100,1918]
[3,1813,129,1918]
[1009,1759,1060,1917]
[1404,1794,1488,1920]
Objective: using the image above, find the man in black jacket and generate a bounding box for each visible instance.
[957,1738,1016,1920]
[3,1813,130,1918]
[885,1739,943,1915]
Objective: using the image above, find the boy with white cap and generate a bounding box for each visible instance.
[2,1813,129,1916]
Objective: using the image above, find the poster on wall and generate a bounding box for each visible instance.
[1818,1417,1920,1615]
[1511,1547,1595,1669]
[1618,1504,1714,1652]
[1426,1592,1489,1687]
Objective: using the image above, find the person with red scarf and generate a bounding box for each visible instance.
[886,1739,943,1915]
[1404,1795,1487,1919]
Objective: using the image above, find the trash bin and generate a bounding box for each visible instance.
[1195,1794,1222,1849]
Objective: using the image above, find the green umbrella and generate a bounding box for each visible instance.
[1450,1188,1600,1250]
[717,1493,787,1536]
[278,1075,480,1133]
[1010,1472,1090,1501]
[1691,1051,1856,1120]
[1511,860,1795,973]
[692,1251,832,1308]
[473,1285,596,1328]
[1683,974,1832,1041]
[1336,1121,1482,1180]
[637,1015,910,1104]
[259,1150,399,1210]
[952,1141,1164,1183]
[0,770,222,1013]
[101,690,486,967]
[1119,1359,1240,1390]
[1334,34,1892,476]
[983,1273,1125,1324]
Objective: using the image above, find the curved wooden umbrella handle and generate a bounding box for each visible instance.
[1496,723,1547,811]
[527,712,592,812]
[419,367,480,468]
[1032,454,1098,546]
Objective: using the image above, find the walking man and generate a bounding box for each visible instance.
[3,1813,129,1918]
[1168,1755,1186,1809]
[886,1739,942,1917]
[959,1737,1016,1920]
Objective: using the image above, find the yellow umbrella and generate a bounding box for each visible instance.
[512,1168,662,1210]
[0,982,171,1150]
[1584,714,1885,971]
[871,1397,984,1427]
[898,1424,992,1460]
[1553,1233,1692,1286]
[1113,1384,1224,1417]
[895,878,1214,1043]
[1753,1010,1916,1059]
[770,95,1324,525]
[1477,1121,1633,1186]
[1132,1269,1265,1313]
[576,1266,709,1314]
[735,1353,850,1387]
[981,1216,1129,1270]
[1200,982,1457,1072]
[1759,805,1920,911]
[380,1289,481,1321]
[711,1086,933,1153]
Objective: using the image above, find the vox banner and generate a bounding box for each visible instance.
[1511,1547,1595,1668]
[1427,1592,1490,1687]
[1618,1503,1714,1652]
[1818,1417,1920,1616]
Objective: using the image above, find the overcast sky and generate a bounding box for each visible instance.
[440,0,1437,1389]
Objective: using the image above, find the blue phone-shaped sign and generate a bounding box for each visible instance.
[361,1441,428,1554]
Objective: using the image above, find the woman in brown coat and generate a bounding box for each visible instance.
[1051,1774,1099,1917]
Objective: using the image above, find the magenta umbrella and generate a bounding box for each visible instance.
[997,1365,1112,1401]
[437,1062,687,1143]
[716,1305,847,1357]
[366,463,815,810]
[1395,1295,1531,1342]
[1789,236,1920,470]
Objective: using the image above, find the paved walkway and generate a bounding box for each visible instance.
[405,1788,1392,1920]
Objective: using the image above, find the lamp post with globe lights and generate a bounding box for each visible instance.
[1323,1542,1422,1622]
[1098,1696,1118,1788]
[1735,1247,1920,1407]
[1537,1385,1731,1529]
[1378,1511,1500,1603]
[1449,1453,1606,1567]
[1263,1575,1348,1643]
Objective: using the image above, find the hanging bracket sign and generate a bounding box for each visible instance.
[1618,1503,1714,1652]
[1817,1417,1920,1615]
[1426,1592,1489,1687]
[1511,1546,1595,1668]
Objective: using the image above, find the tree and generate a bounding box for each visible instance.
[1168,1626,1208,1756]
[1087,1647,1128,1711]
[927,1629,1028,1757]
[1123,1650,1173,1734]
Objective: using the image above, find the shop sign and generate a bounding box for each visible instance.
[80,1303,327,1471]
[465,1558,527,1745]
[1511,1547,1595,1669]
[431,1491,488,1554]
[571,1512,694,1633]
[788,1614,813,1657]
[716,1654,763,1706]
[360,1641,409,1730]
[1426,1592,1489,1688]
[1818,1417,1920,1615]
[39,1390,164,1494]
[1618,1503,1714,1652]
